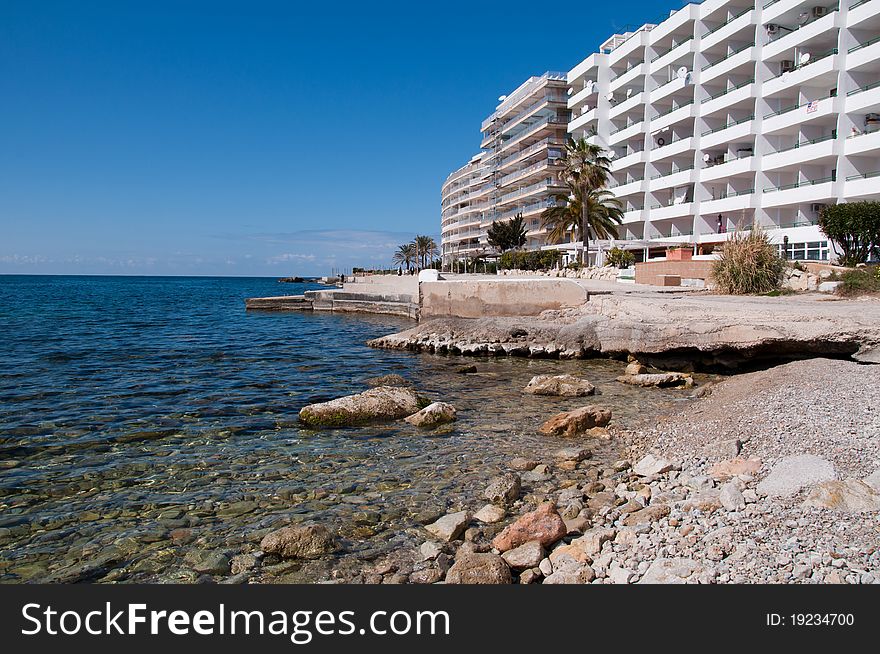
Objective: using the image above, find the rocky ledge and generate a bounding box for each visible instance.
[368,292,880,370]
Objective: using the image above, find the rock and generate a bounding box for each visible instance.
[802,480,880,512]
[230,553,259,575]
[563,516,590,535]
[445,553,512,584]
[509,457,538,471]
[365,374,412,388]
[456,365,478,374]
[703,438,742,459]
[719,482,746,511]
[756,454,836,497]
[633,454,677,477]
[863,470,880,492]
[609,566,633,584]
[523,374,595,397]
[622,504,670,526]
[260,524,338,559]
[184,550,230,575]
[538,406,612,437]
[519,568,542,584]
[572,527,616,556]
[473,504,506,524]
[409,567,443,584]
[501,541,545,570]
[638,558,701,584]
[404,402,457,428]
[299,386,424,426]
[554,447,591,462]
[419,541,444,561]
[491,503,567,552]
[543,555,596,584]
[616,372,694,388]
[424,511,470,542]
[625,362,647,375]
[818,281,841,293]
[709,456,762,481]
[483,473,521,505]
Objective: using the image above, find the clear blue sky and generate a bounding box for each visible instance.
[0,0,687,276]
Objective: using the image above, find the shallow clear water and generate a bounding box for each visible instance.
[0,275,702,583]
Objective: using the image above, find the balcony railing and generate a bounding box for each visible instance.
[609,60,645,83]
[609,120,642,136]
[609,175,644,188]
[717,188,754,199]
[497,137,565,169]
[767,48,838,81]
[763,176,835,193]
[847,80,880,96]
[763,0,779,7]
[764,97,828,119]
[650,37,694,62]
[654,99,694,119]
[702,6,752,38]
[650,163,695,179]
[652,134,691,150]
[849,35,880,53]
[700,42,754,71]
[701,78,753,103]
[846,170,880,181]
[773,133,836,154]
[849,0,870,9]
[701,114,754,136]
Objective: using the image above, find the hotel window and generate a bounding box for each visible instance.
[778,241,829,261]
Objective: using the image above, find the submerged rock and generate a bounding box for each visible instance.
[523,374,595,397]
[260,524,338,559]
[404,401,457,428]
[365,374,412,388]
[299,386,425,427]
[616,372,694,388]
[538,406,612,437]
[483,473,521,506]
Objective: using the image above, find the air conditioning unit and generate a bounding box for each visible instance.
[766,23,780,35]
[811,203,827,213]
[812,6,827,18]
[780,60,796,73]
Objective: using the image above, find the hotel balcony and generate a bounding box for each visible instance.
[847,35,880,72]
[568,106,599,133]
[699,154,755,181]
[700,79,755,115]
[761,177,835,208]
[568,81,599,111]
[844,170,880,200]
[608,91,647,119]
[700,188,755,214]
[651,135,695,161]
[845,129,880,156]
[609,176,647,197]
[648,167,697,191]
[650,101,695,132]
[762,95,834,133]
[762,0,815,24]
[607,28,651,64]
[648,37,695,74]
[609,62,648,92]
[700,7,756,51]
[700,115,755,149]
[845,80,880,113]
[608,120,646,146]
[649,75,693,104]
[621,207,647,224]
[647,201,695,221]
[648,217,696,239]
[847,0,880,29]
[647,3,697,44]
[700,44,756,84]
[761,134,836,172]
[610,148,649,171]
[762,10,839,61]
[761,48,838,97]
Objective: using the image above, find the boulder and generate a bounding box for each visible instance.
[638,557,701,584]
[365,374,412,388]
[802,480,880,512]
[708,456,762,480]
[473,504,506,524]
[616,373,694,388]
[625,362,647,376]
[501,541,545,570]
[756,454,836,497]
[424,511,470,542]
[509,457,539,471]
[299,386,424,427]
[445,553,512,584]
[572,527,617,557]
[719,482,746,511]
[483,473,521,505]
[523,374,595,397]
[491,503,567,552]
[404,401,457,428]
[538,406,612,437]
[633,454,677,477]
[259,524,337,559]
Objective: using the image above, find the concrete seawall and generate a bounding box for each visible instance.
[420,278,588,319]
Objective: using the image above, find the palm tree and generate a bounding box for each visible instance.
[557,137,614,264]
[392,243,416,271]
[414,235,439,270]
[541,188,623,259]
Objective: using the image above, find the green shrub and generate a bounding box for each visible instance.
[817,201,880,266]
[566,261,582,271]
[605,247,635,268]
[499,249,561,271]
[835,268,880,296]
[711,228,785,295]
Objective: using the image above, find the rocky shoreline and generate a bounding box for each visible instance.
[368,293,880,369]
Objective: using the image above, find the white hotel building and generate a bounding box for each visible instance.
[442,0,880,265]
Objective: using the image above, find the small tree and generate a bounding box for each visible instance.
[605,247,635,268]
[712,228,785,295]
[487,213,527,252]
[818,201,880,266]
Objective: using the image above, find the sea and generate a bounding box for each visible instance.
[0,275,700,582]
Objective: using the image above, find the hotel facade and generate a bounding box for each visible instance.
[441,0,880,266]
